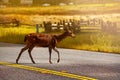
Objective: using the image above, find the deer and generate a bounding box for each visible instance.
[16,28,75,64]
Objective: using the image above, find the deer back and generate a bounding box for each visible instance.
[26,33,57,47]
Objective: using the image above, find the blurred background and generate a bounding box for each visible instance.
[0,0,120,54]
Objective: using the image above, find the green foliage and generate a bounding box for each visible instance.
[90,33,113,47]
[90,33,113,52]
[0,25,44,43]
[58,33,120,53]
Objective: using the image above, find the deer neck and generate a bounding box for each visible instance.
[56,32,67,42]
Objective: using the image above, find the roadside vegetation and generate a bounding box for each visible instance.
[0,3,120,54]
[0,25,120,54]
[0,25,43,43]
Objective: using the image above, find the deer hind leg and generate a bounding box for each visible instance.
[49,47,52,64]
[53,48,60,63]
[28,45,35,64]
[16,45,29,64]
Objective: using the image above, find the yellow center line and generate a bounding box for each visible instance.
[0,62,97,80]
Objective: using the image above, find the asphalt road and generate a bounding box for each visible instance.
[0,43,120,80]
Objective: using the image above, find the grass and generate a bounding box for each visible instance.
[0,3,120,54]
[0,25,44,43]
[58,33,120,54]
[0,25,120,54]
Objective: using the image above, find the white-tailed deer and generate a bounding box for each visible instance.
[16,28,75,64]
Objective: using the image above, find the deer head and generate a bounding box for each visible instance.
[64,27,75,38]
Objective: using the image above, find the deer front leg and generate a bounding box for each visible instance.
[28,45,35,64]
[49,47,52,64]
[53,48,60,63]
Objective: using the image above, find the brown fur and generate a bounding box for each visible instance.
[16,29,75,64]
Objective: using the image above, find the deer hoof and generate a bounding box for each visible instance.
[57,59,60,63]
[33,62,36,64]
[32,61,36,64]
[49,61,52,64]
[16,59,18,64]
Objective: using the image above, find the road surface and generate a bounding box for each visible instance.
[0,43,120,80]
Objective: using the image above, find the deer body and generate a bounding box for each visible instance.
[25,33,56,47]
[16,29,75,64]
